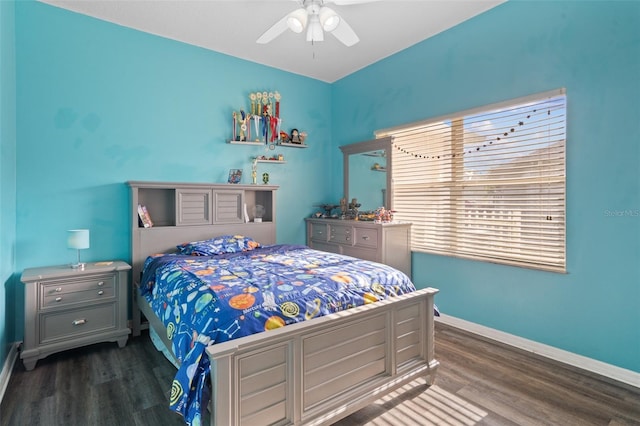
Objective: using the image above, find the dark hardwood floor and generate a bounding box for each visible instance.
[2,322,639,426]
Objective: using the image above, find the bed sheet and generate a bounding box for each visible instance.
[140,244,417,426]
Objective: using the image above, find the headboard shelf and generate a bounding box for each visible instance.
[127,180,279,335]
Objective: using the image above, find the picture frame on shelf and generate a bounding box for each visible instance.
[228,169,243,184]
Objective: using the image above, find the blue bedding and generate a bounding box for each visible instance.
[140,244,418,425]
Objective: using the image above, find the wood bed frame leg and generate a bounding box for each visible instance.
[426,359,440,386]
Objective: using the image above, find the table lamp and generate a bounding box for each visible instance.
[68,229,90,269]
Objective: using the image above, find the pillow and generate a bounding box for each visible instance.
[176,235,260,256]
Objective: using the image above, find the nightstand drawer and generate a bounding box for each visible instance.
[42,287,115,309]
[40,275,115,309]
[40,303,117,344]
[354,227,379,248]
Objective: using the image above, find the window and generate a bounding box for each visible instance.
[377,89,566,272]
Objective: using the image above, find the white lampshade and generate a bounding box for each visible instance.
[68,229,90,249]
[287,8,308,33]
[319,7,340,32]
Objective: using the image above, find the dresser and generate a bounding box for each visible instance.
[305,218,412,278]
[20,261,131,370]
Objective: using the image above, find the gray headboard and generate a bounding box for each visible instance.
[127,181,278,335]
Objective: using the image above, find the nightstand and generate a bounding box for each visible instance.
[20,260,131,370]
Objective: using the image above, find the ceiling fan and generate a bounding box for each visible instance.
[257,0,376,47]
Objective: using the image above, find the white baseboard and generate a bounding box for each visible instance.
[436,314,640,390]
[0,342,20,406]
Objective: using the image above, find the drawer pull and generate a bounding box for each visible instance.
[55,287,62,293]
[362,236,370,240]
[72,319,87,326]
[55,297,63,302]
[98,290,104,296]
[97,281,105,287]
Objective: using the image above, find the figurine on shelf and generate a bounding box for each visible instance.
[290,129,307,144]
[291,129,301,143]
[280,131,290,143]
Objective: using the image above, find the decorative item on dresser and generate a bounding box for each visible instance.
[20,261,131,370]
[305,217,412,278]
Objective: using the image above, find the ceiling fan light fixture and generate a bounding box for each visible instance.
[287,8,308,33]
[306,20,324,42]
[319,7,340,32]
[258,0,360,47]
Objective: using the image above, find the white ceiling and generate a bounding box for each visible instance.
[39,0,506,83]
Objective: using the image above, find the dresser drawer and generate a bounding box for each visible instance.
[40,275,115,309]
[329,225,353,245]
[309,241,340,254]
[343,246,377,262]
[310,223,328,242]
[354,227,379,249]
[40,303,117,344]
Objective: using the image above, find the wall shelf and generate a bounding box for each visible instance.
[257,160,286,164]
[228,140,308,148]
[228,140,263,146]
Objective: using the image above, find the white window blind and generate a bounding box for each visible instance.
[377,89,566,272]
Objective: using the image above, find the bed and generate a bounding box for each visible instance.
[128,181,439,426]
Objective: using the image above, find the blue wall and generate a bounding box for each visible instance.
[13,2,337,263]
[1,0,17,370]
[332,1,640,373]
[11,2,337,341]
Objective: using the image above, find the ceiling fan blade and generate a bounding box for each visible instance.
[330,0,381,5]
[256,13,290,44]
[330,16,359,46]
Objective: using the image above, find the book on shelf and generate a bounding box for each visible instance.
[137,204,154,228]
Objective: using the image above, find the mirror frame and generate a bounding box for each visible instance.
[340,136,393,210]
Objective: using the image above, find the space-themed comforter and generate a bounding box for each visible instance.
[139,244,417,426]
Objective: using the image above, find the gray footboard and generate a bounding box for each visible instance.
[206,287,439,426]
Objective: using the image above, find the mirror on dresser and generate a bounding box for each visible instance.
[340,136,393,211]
[306,136,410,278]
